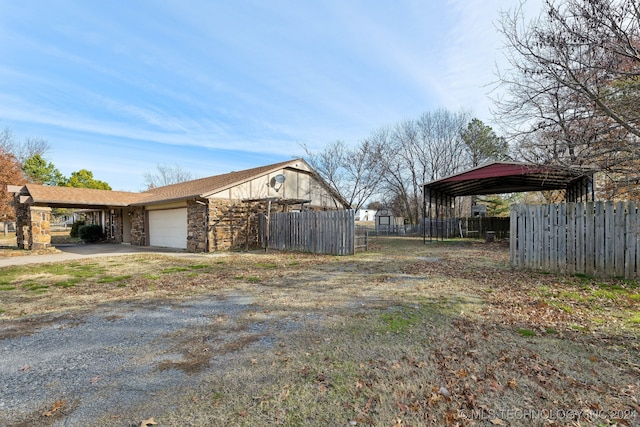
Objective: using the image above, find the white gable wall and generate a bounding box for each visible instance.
[207,167,343,208]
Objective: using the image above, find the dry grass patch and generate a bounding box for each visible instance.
[2,237,639,426]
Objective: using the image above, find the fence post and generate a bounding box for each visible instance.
[575,202,585,275]
[614,201,625,277]
[585,202,603,276]
[625,201,637,279]
[534,204,542,270]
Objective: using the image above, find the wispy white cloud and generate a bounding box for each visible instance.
[0,0,547,190]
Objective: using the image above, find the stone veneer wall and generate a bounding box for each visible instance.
[14,197,30,249]
[104,209,124,243]
[129,207,146,246]
[15,206,52,250]
[199,199,266,252]
[187,200,207,252]
[30,206,52,250]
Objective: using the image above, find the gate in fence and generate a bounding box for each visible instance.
[260,210,356,255]
[510,201,640,279]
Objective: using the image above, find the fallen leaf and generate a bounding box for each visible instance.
[444,410,458,424]
[140,417,157,427]
[490,418,506,426]
[456,368,468,378]
[489,380,504,392]
[43,400,65,417]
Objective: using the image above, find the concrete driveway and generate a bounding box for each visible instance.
[0,244,212,267]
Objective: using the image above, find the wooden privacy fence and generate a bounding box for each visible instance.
[510,202,640,279]
[260,210,355,255]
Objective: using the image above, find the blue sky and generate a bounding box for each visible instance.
[0,0,543,191]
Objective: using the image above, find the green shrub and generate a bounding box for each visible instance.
[78,224,104,243]
[70,220,85,238]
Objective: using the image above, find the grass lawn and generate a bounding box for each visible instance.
[1,236,639,426]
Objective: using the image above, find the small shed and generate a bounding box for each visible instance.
[375,207,403,234]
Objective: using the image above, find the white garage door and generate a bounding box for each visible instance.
[149,208,187,249]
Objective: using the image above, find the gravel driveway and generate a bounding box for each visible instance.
[0,293,260,426]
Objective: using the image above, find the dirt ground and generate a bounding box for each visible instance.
[0,236,639,426]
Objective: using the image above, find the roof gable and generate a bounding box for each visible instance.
[137,159,311,204]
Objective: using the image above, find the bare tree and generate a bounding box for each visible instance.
[0,127,14,153]
[143,163,194,189]
[0,127,50,164]
[494,0,640,197]
[302,139,384,211]
[376,109,471,224]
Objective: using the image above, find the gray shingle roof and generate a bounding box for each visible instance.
[136,159,299,205]
[16,159,342,208]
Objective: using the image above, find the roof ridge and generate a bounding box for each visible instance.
[144,158,301,194]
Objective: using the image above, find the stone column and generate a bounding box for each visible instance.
[14,197,30,249]
[28,206,52,250]
[129,207,146,246]
[187,200,207,253]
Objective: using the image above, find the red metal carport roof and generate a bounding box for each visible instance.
[424,162,593,197]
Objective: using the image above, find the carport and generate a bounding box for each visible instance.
[7,184,142,250]
[422,162,595,240]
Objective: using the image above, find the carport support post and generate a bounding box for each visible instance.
[265,199,271,252]
[28,206,52,250]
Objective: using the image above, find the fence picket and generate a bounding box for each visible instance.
[261,210,355,255]
[558,203,567,273]
[567,203,575,275]
[604,201,614,276]
[595,202,605,274]
[614,202,625,277]
[586,202,595,276]
[625,202,637,279]
[510,205,517,268]
[512,202,638,279]
[517,204,526,268]
[576,203,584,275]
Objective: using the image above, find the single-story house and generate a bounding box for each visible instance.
[8,159,350,252]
